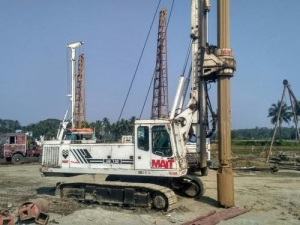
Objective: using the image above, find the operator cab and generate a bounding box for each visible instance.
[137,124,172,157]
[133,119,185,171]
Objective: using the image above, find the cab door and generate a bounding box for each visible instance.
[150,125,175,170]
[134,125,151,170]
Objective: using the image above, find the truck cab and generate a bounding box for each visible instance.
[0,133,42,164]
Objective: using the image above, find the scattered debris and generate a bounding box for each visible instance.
[18,198,50,224]
[182,211,216,225]
[277,154,300,163]
[270,153,300,171]
[233,166,256,170]
[0,207,15,225]
[182,206,251,225]
[278,164,300,171]
[49,219,59,224]
[233,165,278,172]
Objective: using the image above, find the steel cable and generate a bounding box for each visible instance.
[117,0,162,122]
[138,0,175,119]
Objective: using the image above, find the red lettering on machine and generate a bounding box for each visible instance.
[151,159,174,169]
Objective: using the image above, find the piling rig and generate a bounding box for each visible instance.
[40,0,236,210]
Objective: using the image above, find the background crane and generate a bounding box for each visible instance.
[74,54,86,128]
[151,8,169,119]
[67,41,84,128]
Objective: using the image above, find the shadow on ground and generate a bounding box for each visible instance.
[36,186,56,196]
[196,196,220,207]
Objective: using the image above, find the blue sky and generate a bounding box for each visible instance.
[1,0,300,129]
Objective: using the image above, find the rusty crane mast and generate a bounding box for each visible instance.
[67,41,86,128]
[151,8,169,119]
[74,54,86,128]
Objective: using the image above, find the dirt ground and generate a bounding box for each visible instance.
[0,161,299,225]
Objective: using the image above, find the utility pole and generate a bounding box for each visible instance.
[67,41,84,128]
[151,8,169,119]
[267,79,300,162]
[216,0,235,207]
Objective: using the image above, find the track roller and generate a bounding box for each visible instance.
[152,192,167,210]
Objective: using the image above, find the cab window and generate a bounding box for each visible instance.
[152,126,172,157]
[137,126,149,151]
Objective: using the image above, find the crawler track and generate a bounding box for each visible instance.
[105,174,205,199]
[55,181,177,211]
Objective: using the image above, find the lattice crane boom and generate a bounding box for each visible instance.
[74,54,86,128]
[151,8,169,119]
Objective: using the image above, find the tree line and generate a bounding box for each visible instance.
[0,119,297,143]
[0,117,136,142]
[0,99,299,142]
[267,100,300,139]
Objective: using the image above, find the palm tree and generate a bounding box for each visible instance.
[128,116,136,133]
[102,117,111,142]
[268,100,292,139]
[112,119,127,141]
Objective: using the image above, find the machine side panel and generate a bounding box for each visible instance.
[46,143,135,170]
[111,144,134,169]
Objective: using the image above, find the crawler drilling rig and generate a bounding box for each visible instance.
[41,0,236,210]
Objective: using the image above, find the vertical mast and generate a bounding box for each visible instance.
[216,0,235,207]
[191,0,210,174]
[74,54,86,128]
[191,0,235,207]
[67,41,84,128]
[151,8,169,119]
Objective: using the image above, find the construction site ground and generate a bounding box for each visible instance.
[0,154,300,225]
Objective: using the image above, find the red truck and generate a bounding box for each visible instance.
[0,133,42,164]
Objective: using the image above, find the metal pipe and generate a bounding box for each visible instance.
[18,198,49,221]
[170,75,185,119]
[179,67,192,112]
[0,207,15,225]
[198,0,208,173]
[191,0,209,175]
[216,0,235,207]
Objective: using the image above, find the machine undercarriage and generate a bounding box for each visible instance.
[54,174,204,211]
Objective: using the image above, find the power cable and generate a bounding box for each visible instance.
[138,0,175,119]
[117,0,162,122]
